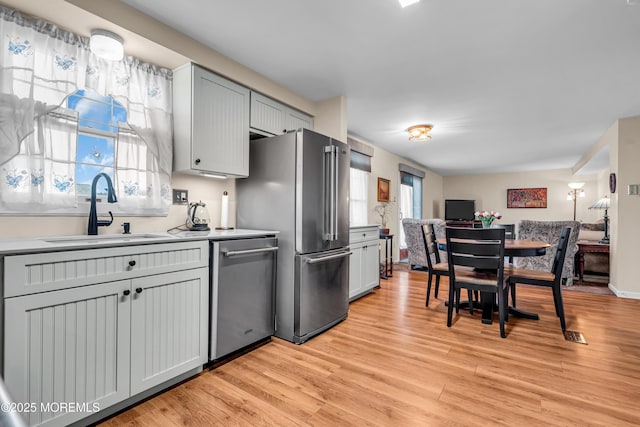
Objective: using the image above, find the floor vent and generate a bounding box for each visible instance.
[563,330,587,345]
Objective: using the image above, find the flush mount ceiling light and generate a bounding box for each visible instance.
[407,124,433,141]
[398,0,420,7]
[90,29,124,61]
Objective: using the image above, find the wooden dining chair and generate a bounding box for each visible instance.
[492,223,516,264]
[445,227,508,338]
[491,223,515,239]
[420,223,449,306]
[506,226,572,332]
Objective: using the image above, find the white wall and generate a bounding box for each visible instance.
[443,169,604,225]
[610,116,640,297]
[367,145,443,262]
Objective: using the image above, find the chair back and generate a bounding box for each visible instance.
[492,223,515,239]
[550,226,572,278]
[515,220,580,283]
[445,227,506,287]
[421,224,441,269]
[401,218,446,268]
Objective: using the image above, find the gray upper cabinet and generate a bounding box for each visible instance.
[250,91,313,136]
[173,63,250,178]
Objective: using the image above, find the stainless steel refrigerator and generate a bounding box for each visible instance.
[237,129,350,344]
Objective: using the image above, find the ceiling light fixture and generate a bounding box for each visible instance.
[407,124,433,141]
[90,29,124,61]
[398,0,420,7]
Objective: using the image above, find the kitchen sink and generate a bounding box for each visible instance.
[42,233,169,244]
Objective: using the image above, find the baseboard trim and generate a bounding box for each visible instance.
[608,283,640,299]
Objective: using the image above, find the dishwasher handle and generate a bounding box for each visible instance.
[304,251,352,264]
[223,246,279,257]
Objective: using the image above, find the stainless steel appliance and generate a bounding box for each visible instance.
[237,129,350,344]
[210,237,278,361]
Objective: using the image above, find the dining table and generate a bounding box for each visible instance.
[437,238,551,324]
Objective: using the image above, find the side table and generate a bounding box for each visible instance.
[575,240,610,283]
[379,233,393,279]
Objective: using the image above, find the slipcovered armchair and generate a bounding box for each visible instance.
[401,218,446,269]
[515,220,581,285]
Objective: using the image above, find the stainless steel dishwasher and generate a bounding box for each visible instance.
[210,237,278,361]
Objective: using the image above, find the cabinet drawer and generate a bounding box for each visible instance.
[350,227,380,244]
[4,241,208,298]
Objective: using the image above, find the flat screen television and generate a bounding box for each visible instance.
[445,199,476,221]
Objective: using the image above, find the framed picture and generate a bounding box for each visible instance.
[507,188,547,208]
[377,177,390,202]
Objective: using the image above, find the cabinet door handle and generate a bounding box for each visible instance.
[129,260,136,267]
[223,247,279,257]
[135,287,143,294]
[194,158,201,165]
[123,289,130,296]
[305,251,352,264]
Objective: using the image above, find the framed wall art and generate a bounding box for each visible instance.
[507,187,547,208]
[377,177,390,202]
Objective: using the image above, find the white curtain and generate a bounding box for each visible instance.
[116,126,171,214]
[0,5,173,214]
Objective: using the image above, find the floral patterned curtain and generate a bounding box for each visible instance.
[0,5,172,214]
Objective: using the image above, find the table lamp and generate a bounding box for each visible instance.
[588,196,610,244]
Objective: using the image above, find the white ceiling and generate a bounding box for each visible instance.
[121,0,640,176]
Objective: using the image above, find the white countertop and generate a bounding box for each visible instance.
[0,229,279,255]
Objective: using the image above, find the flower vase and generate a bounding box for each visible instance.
[481,219,494,229]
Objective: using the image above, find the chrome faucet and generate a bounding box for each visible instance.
[88,173,118,235]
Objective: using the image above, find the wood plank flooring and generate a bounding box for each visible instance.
[100,267,640,426]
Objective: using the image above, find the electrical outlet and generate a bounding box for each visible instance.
[172,189,188,204]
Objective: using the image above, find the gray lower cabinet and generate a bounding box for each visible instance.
[129,269,208,395]
[2,241,209,427]
[4,280,131,427]
[349,226,380,301]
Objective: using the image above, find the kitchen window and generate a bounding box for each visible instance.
[350,168,369,226]
[349,145,372,226]
[0,5,173,215]
[67,89,124,198]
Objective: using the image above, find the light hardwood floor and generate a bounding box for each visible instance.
[100,267,640,426]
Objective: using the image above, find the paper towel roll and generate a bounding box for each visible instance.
[220,191,229,229]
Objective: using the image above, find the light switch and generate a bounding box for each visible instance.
[628,184,639,196]
[172,189,188,204]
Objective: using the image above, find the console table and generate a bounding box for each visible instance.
[575,240,610,283]
[379,233,393,279]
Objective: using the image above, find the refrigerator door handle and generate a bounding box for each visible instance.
[332,144,340,241]
[324,145,337,241]
[223,247,279,257]
[304,251,352,264]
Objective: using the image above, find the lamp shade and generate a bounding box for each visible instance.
[568,182,585,190]
[589,197,610,210]
[90,29,124,61]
